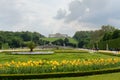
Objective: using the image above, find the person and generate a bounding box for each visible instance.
[116,48,120,54]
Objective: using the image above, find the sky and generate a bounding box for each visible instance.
[0,0,120,37]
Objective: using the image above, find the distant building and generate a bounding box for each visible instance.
[49,33,69,38]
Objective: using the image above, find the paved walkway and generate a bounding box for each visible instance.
[0,49,120,54]
[0,49,30,52]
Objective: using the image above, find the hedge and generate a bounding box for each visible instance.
[98,38,120,50]
[1,67,120,79]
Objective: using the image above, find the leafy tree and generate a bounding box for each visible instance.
[73,31,91,41]
[27,41,36,52]
[64,38,69,46]
[73,25,116,48]
[78,41,85,48]
[52,39,64,46]
[112,29,120,39]
[10,37,23,48]
[102,32,113,41]
[73,31,91,48]
[89,25,116,48]
[0,31,44,49]
[101,25,116,32]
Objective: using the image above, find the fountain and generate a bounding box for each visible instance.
[11,51,54,55]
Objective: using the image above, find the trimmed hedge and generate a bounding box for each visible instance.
[1,68,120,79]
[98,38,120,50]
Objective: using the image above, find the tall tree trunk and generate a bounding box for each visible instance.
[30,48,33,52]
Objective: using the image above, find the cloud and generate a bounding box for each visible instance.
[54,9,66,20]
[57,0,110,23]
[0,0,120,37]
[55,0,120,30]
[0,0,75,36]
[0,0,56,34]
[0,0,22,26]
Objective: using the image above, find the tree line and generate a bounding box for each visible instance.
[0,25,120,50]
[0,31,76,49]
[73,25,120,49]
[0,31,44,49]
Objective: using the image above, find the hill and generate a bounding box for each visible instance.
[41,37,78,44]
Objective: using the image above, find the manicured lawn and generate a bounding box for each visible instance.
[43,72,120,80]
[1,51,120,76]
[0,52,119,63]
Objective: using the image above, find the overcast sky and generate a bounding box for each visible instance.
[0,0,120,37]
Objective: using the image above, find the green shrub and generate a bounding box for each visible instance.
[1,68,120,79]
[98,38,120,50]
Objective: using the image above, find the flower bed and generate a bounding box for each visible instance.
[0,58,120,74]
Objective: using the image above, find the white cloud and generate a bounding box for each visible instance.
[54,9,66,19]
[55,0,120,32]
[85,8,90,13]
[0,0,75,36]
[0,0,120,37]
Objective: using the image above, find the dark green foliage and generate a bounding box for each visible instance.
[98,28,120,49]
[73,25,115,48]
[50,38,76,47]
[64,38,69,46]
[98,38,120,50]
[112,29,120,39]
[0,31,44,49]
[39,39,50,45]
[52,39,64,46]
[1,68,120,79]
[78,41,85,48]
[102,32,113,41]
[90,25,116,47]
[73,31,91,48]
[27,41,36,52]
[10,37,23,48]
[102,29,120,41]
[73,31,91,41]
[73,25,117,48]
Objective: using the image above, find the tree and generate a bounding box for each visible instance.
[78,41,85,48]
[73,31,91,48]
[10,37,23,48]
[52,39,64,46]
[102,32,113,41]
[101,25,116,32]
[73,31,91,41]
[64,38,69,46]
[0,31,44,49]
[27,41,36,52]
[90,25,116,48]
[112,29,120,39]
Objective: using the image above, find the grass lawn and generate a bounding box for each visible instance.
[0,52,119,63]
[41,72,120,80]
[0,52,120,77]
